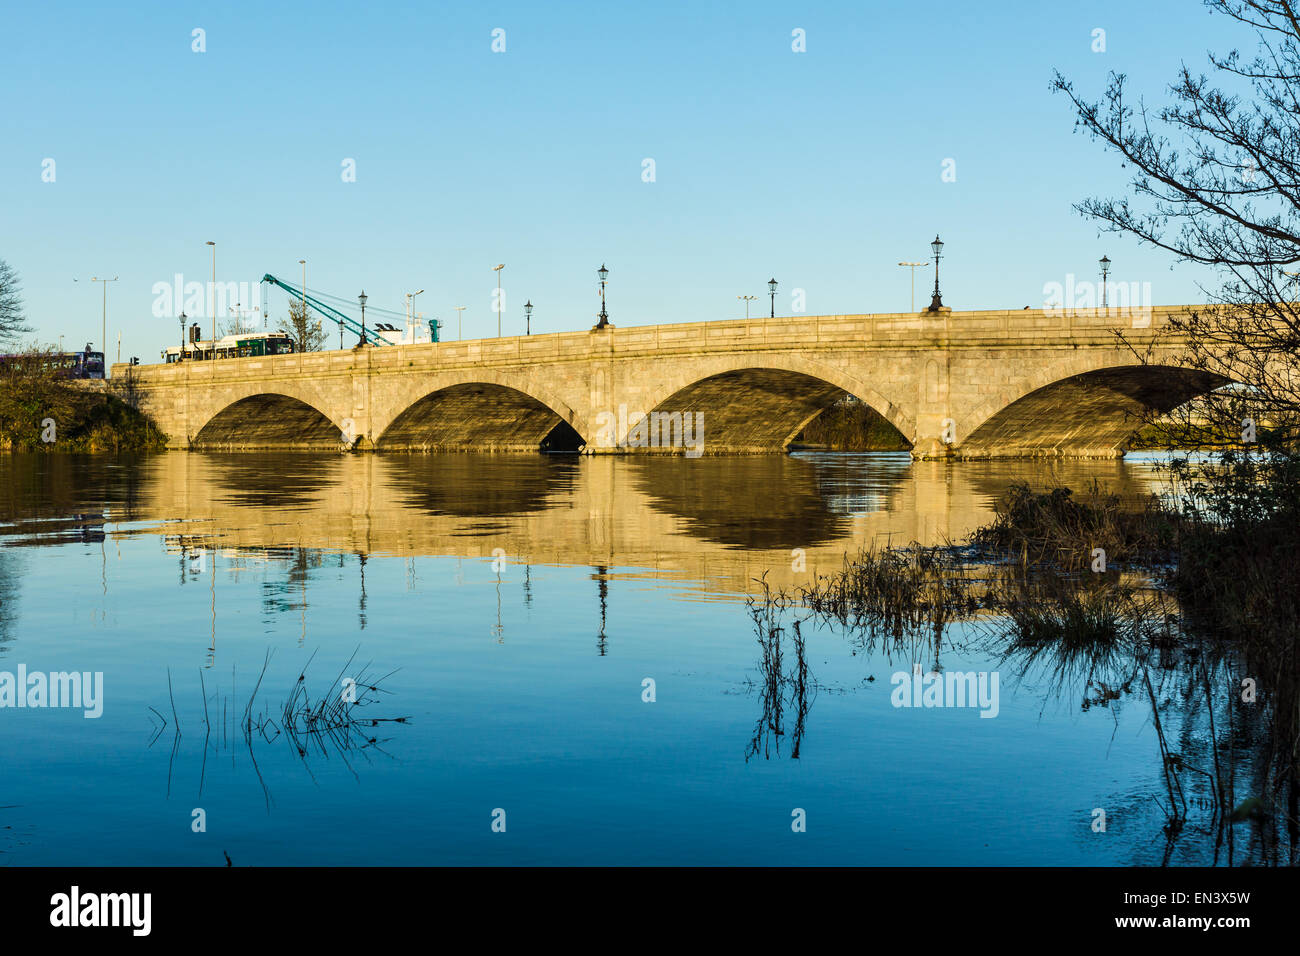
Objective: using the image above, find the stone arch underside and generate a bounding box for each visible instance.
[192,393,342,449]
[377,382,578,451]
[637,367,906,454]
[958,366,1229,459]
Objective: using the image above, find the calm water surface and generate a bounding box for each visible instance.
[0,451,1233,865]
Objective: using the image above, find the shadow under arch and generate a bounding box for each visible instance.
[631,365,911,454]
[959,365,1230,458]
[377,382,583,452]
[193,393,342,450]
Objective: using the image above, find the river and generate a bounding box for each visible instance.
[0,451,1259,865]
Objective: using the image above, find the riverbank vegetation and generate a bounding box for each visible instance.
[0,350,167,452]
[758,473,1297,863]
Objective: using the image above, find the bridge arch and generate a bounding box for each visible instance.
[958,361,1230,458]
[192,390,344,450]
[617,355,915,453]
[374,371,589,451]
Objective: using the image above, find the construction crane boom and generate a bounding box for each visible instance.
[260,274,390,347]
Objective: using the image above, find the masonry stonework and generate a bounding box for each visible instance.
[115,306,1214,459]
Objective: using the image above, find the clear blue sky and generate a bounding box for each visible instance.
[0,0,1241,361]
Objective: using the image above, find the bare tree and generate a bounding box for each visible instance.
[0,258,31,347]
[276,299,326,353]
[1054,0,1300,518]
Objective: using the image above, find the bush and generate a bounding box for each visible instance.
[0,350,167,452]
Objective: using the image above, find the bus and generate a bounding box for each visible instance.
[162,332,295,363]
[0,345,105,379]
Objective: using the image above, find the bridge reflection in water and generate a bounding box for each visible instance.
[0,450,1195,866]
[53,451,1164,599]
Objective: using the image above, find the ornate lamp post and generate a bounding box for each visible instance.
[594,264,610,329]
[768,278,778,318]
[1099,255,1111,308]
[524,299,533,335]
[927,235,946,312]
[357,290,368,347]
[178,311,187,362]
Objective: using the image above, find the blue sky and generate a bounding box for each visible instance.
[1,0,1245,361]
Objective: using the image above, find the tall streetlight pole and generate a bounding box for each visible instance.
[178,311,187,362]
[926,235,946,312]
[493,264,505,337]
[898,261,927,312]
[298,258,308,339]
[407,289,423,343]
[524,300,533,336]
[205,241,216,356]
[89,275,118,362]
[1099,255,1111,309]
[454,306,467,341]
[594,264,610,330]
[737,294,758,319]
[768,278,778,318]
[357,291,368,347]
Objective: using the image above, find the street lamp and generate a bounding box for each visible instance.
[524,299,533,335]
[768,278,778,318]
[205,241,216,353]
[178,311,187,362]
[298,258,308,339]
[737,294,758,319]
[1099,255,1111,308]
[595,264,610,329]
[898,261,927,312]
[493,264,505,337]
[407,289,424,342]
[89,275,118,360]
[927,235,945,312]
[454,305,467,341]
[357,290,368,347]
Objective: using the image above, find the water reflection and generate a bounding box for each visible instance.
[744,583,814,761]
[626,455,868,549]
[149,650,408,808]
[4,449,1255,866]
[0,452,1172,596]
[785,533,1297,866]
[382,455,579,520]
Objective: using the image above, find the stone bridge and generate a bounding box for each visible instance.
[115,305,1221,458]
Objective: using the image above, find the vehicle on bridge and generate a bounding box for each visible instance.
[0,344,105,379]
[162,332,295,363]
